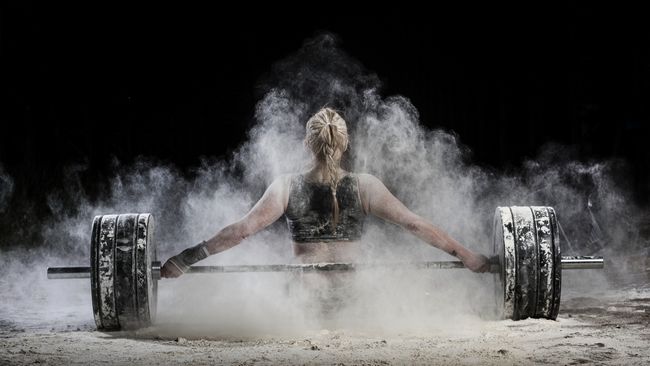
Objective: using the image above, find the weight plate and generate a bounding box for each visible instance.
[531,206,554,319]
[494,207,517,320]
[511,207,538,320]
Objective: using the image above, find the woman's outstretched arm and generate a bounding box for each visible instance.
[161,175,290,278]
[358,174,489,272]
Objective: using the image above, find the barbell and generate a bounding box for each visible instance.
[47,206,603,331]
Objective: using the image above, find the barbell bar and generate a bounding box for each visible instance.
[47,257,603,280]
[46,206,604,331]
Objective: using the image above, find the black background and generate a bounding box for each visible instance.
[1,3,649,247]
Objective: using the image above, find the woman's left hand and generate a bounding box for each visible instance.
[463,252,490,273]
[160,258,185,278]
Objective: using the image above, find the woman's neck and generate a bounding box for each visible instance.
[304,162,346,183]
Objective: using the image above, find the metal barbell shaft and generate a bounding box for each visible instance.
[187,261,470,273]
[46,262,464,279]
[47,256,604,280]
[47,267,93,279]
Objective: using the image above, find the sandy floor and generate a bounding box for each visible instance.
[1,257,649,365]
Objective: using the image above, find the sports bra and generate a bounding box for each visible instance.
[284,174,366,243]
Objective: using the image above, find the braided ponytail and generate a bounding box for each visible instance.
[305,108,349,233]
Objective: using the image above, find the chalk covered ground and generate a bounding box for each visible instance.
[1,255,649,365]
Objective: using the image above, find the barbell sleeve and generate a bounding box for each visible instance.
[557,256,604,269]
[46,256,604,280]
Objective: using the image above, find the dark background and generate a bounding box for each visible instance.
[1,3,649,248]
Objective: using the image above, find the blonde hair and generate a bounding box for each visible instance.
[305,108,349,231]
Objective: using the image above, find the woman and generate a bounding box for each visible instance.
[161,108,489,278]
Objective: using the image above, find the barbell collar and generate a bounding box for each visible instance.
[152,261,161,280]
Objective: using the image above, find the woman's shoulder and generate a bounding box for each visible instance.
[265,174,297,193]
[352,173,382,185]
[346,173,386,197]
[273,174,299,185]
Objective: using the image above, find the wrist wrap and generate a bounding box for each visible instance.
[168,241,209,273]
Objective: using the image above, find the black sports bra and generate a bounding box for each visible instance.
[284,174,366,243]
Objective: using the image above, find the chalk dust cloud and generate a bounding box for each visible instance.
[0,33,645,337]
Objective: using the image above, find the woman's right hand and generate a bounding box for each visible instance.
[161,258,185,278]
[160,241,211,278]
[463,252,490,273]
